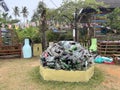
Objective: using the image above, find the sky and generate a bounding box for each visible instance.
[3,0,63,22]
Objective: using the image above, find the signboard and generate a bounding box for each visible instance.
[0,0,9,12]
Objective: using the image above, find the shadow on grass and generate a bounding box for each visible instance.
[28,66,104,89]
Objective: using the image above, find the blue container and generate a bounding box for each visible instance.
[22,38,32,58]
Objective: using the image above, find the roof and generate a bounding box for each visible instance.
[96,0,120,7]
[81,0,120,14]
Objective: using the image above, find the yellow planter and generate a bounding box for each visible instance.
[39,64,94,82]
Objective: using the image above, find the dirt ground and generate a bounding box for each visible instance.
[0,57,120,90]
[95,64,120,90]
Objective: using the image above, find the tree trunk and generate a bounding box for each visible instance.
[40,9,47,52]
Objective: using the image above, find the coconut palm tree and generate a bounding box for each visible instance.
[7,15,12,22]
[8,15,12,20]
[2,12,8,23]
[21,6,29,23]
[13,6,20,19]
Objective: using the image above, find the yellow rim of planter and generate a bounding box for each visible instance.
[40,65,94,82]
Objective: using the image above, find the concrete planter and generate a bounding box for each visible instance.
[39,64,94,82]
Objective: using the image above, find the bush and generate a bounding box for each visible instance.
[46,30,73,42]
[46,30,59,42]
[16,27,41,43]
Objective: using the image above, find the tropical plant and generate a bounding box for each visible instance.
[13,6,20,19]
[8,15,12,20]
[21,6,29,23]
[2,12,8,22]
[16,26,41,43]
[9,19,20,24]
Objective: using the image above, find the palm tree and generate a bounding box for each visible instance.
[9,15,12,20]
[2,12,8,23]
[13,6,20,19]
[7,15,12,22]
[21,6,29,23]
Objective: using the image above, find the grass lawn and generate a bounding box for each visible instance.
[0,57,104,90]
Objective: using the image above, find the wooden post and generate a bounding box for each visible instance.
[74,8,78,42]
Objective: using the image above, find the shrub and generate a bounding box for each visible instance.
[16,27,41,43]
[46,30,73,42]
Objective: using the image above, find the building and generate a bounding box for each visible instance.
[96,0,120,8]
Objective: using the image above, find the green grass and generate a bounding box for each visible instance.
[0,58,105,90]
[28,66,104,90]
